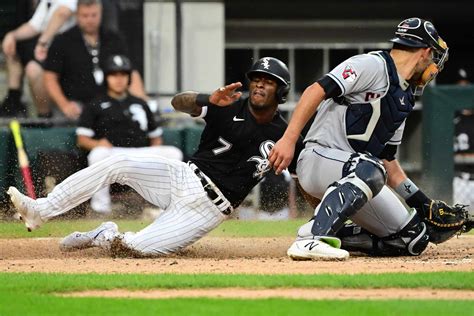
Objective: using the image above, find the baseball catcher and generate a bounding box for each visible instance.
[270,17,470,260]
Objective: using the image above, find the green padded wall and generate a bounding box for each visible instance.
[422,85,474,202]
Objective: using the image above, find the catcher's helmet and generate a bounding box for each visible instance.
[103,54,132,75]
[246,57,290,104]
[391,17,449,95]
[390,18,448,67]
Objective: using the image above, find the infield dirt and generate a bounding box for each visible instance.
[1,235,473,274]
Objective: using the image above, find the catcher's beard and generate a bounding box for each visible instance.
[410,63,440,96]
[411,63,439,87]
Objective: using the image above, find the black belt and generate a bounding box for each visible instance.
[191,166,233,215]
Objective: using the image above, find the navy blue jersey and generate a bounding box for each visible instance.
[190,97,302,208]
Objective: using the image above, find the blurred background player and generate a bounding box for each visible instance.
[76,54,183,216]
[43,0,147,120]
[0,0,77,117]
[453,68,474,213]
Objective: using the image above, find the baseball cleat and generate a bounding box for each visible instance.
[60,221,119,251]
[287,237,349,260]
[7,186,44,231]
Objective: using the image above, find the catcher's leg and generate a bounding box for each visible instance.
[288,149,386,260]
[298,152,387,237]
[337,212,429,256]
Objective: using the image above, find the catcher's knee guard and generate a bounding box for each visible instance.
[307,153,386,237]
[338,213,430,256]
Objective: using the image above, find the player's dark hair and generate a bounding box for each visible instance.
[78,0,102,6]
[392,43,420,52]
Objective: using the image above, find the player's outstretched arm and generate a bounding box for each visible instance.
[171,82,243,116]
[171,91,202,116]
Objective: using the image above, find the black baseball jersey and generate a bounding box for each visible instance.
[190,97,303,208]
[77,94,162,147]
[454,111,474,173]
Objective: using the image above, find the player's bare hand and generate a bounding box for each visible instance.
[209,82,243,107]
[62,101,82,120]
[34,44,48,62]
[2,32,17,57]
[269,137,296,175]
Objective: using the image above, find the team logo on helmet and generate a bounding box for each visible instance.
[261,58,270,70]
[342,65,357,82]
[113,55,124,66]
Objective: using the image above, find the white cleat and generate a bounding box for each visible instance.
[7,186,44,231]
[60,222,119,252]
[287,237,349,261]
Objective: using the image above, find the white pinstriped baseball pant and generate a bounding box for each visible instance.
[87,145,183,213]
[32,153,227,255]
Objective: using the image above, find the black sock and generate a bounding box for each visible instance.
[7,89,22,101]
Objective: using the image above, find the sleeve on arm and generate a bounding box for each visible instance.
[56,0,78,11]
[43,37,64,73]
[144,103,163,138]
[327,54,384,97]
[317,75,342,99]
[387,121,405,146]
[76,103,98,137]
[28,1,47,31]
[379,144,398,161]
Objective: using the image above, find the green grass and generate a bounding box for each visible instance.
[0,296,471,316]
[0,219,307,238]
[1,272,473,292]
[0,272,472,316]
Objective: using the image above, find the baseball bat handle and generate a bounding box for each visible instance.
[9,120,24,149]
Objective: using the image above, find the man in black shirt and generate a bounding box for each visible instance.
[43,0,147,119]
[8,57,304,257]
[77,54,183,215]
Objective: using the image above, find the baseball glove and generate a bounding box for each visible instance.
[421,200,471,244]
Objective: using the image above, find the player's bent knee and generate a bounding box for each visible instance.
[88,147,113,164]
[354,160,386,197]
[25,61,43,79]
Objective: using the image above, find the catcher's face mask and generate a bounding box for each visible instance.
[413,24,449,96]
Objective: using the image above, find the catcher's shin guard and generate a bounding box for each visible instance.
[309,182,368,236]
[308,155,386,236]
[338,213,430,256]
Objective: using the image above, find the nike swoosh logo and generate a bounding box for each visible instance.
[233,116,245,122]
[100,102,111,109]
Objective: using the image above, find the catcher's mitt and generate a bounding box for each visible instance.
[421,200,471,244]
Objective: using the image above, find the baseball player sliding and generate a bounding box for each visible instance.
[7,57,304,257]
[270,17,472,260]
